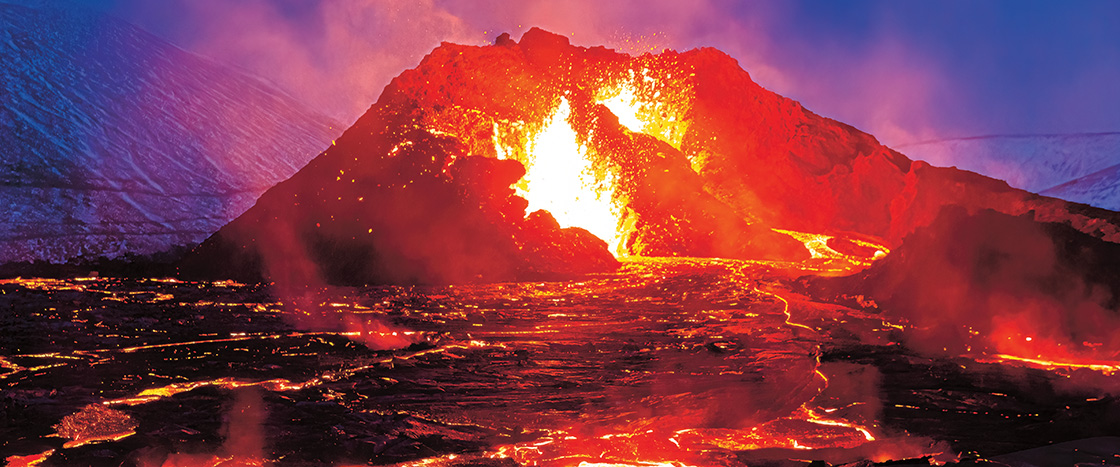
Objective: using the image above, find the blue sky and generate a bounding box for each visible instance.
[26,0,1120,146]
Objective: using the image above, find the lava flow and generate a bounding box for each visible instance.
[2,256,969,467]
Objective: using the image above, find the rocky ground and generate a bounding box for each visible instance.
[3,256,1118,466]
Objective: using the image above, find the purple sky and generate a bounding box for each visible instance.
[30,0,1120,147]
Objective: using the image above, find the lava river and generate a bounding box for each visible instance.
[2,254,1116,466]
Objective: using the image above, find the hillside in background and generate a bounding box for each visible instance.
[0,3,340,263]
[896,133,1120,210]
[1041,162,1120,212]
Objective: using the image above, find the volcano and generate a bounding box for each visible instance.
[186,28,1120,285]
[8,26,1120,467]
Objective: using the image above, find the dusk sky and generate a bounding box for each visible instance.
[26,0,1120,147]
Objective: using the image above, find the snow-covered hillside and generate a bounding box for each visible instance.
[894,133,1120,193]
[1042,163,1120,212]
[0,3,340,262]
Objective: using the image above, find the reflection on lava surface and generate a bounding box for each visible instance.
[0,251,1116,465]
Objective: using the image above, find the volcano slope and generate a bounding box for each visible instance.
[183,28,1120,285]
[178,109,620,285]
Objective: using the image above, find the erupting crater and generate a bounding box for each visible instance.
[184,27,1120,287]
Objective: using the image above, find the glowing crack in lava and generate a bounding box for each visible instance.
[978,325,1120,376]
[514,97,626,255]
[775,229,890,269]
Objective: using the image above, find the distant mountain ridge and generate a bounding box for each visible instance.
[1042,162,1120,212]
[895,132,1120,209]
[0,3,340,262]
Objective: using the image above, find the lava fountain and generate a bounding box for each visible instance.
[513,97,627,255]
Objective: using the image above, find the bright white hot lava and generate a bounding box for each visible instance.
[598,85,645,133]
[516,97,625,255]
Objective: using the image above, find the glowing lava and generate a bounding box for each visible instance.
[594,68,692,153]
[772,230,890,274]
[4,450,54,467]
[515,97,625,255]
[505,74,693,256]
[598,85,645,133]
[53,404,138,449]
[986,354,1120,375]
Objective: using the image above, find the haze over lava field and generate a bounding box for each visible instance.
[3,11,1120,467]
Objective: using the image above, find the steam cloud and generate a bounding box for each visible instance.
[818,207,1120,390]
[139,388,269,466]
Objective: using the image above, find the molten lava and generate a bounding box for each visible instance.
[987,354,1120,375]
[594,67,693,154]
[513,97,626,255]
[53,404,138,449]
[598,85,645,133]
[496,70,700,258]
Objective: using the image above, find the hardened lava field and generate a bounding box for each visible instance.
[3,256,1118,466]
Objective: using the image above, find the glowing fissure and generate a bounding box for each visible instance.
[773,229,890,269]
[986,353,1120,375]
[4,449,54,467]
[517,97,626,255]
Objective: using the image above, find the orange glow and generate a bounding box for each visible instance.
[774,230,889,262]
[577,461,698,463]
[482,405,883,467]
[775,230,843,260]
[475,279,891,466]
[0,356,24,375]
[978,318,1120,376]
[102,377,317,406]
[53,405,138,449]
[62,430,136,449]
[99,339,454,407]
[801,406,875,442]
[4,450,54,467]
[484,65,695,256]
[484,427,703,467]
[597,85,645,133]
[986,354,1120,375]
[3,262,969,466]
[593,68,692,152]
[0,277,94,291]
